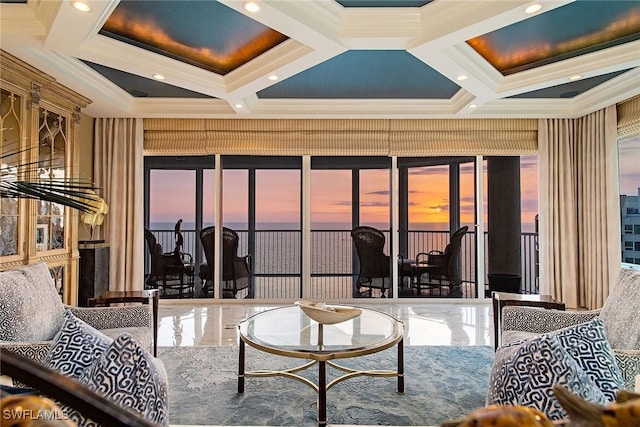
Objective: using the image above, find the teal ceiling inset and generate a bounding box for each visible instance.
[82,60,214,98]
[258,51,459,99]
[510,69,631,99]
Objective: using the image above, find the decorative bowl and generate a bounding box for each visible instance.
[295,300,362,324]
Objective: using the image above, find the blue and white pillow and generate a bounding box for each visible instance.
[43,310,113,379]
[63,333,169,427]
[500,317,624,403]
[486,334,607,420]
[550,317,624,402]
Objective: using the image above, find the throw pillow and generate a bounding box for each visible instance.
[43,310,113,379]
[486,334,607,420]
[501,317,624,402]
[599,268,640,350]
[0,262,65,341]
[63,333,169,427]
[550,317,624,402]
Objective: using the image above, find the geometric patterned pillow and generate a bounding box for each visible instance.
[42,310,113,379]
[64,333,169,427]
[486,334,607,420]
[548,317,624,402]
[614,350,640,390]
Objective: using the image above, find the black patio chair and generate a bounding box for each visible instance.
[351,226,391,297]
[144,229,194,298]
[414,226,468,295]
[199,226,252,298]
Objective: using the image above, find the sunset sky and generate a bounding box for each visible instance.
[149,139,640,231]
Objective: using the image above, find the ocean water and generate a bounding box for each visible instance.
[151,220,536,233]
[148,220,538,294]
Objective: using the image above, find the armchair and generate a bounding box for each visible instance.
[0,262,153,364]
[413,226,468,295]
[144,228,194,298]
[199,226,252,298]
[351,226,391,297]
[500,267,640,390]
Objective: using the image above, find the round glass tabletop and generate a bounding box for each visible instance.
[238,305,404,359]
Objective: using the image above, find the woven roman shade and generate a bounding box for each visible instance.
[388,119,537,156]
[144,119,389,156]
[143,118,538,156]
[617,95,640,139]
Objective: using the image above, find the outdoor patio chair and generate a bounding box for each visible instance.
[144,229,194,298]
[414,226,468,296]
[199,226,252,298]
[351,226,391,298]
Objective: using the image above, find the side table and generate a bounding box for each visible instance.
[492,291,565,350]
[88,289,159,356]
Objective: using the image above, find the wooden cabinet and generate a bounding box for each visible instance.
[0,50,91,305]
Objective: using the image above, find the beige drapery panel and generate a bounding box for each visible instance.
[94,118,145,292]
[143,118,537,156]
[617,94,640,139]
[538,106,620,309]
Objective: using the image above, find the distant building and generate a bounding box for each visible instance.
[621,189,640,265]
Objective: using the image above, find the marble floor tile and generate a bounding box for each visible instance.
[158,300,494,348]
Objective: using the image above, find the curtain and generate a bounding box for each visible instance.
[538,106,620,309]
[94,118,145,292]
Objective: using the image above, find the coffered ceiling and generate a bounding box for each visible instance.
[1,0,639,118]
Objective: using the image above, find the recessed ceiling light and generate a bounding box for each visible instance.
[235,104,243,109]
[244,2,260,13]
[152,74,165,81]
[457,75,468,82]
[268,75,278,81]
[469,104,477,109]
[568,75,582,81]
[71,1,91,12]
[524,3,543,14]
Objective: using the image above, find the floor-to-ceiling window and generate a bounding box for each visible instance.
[221,156,302,299]
[618,134,640,268]
[399,157,477,298]
[309,157,390,299]
[147,168,198,276]
[310,168,352,299]
[144,154,537,299]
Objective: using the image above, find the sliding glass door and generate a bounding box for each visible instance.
[145,154,538,300]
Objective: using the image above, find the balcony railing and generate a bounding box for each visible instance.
[146,228,538,299]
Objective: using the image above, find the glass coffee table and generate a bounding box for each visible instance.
[237,305,404,427]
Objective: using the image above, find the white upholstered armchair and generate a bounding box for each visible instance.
[0,262,153,364]
[500,268,640,390]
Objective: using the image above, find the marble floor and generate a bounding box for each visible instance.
[158,299,495,348]
[160,300,494,427]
